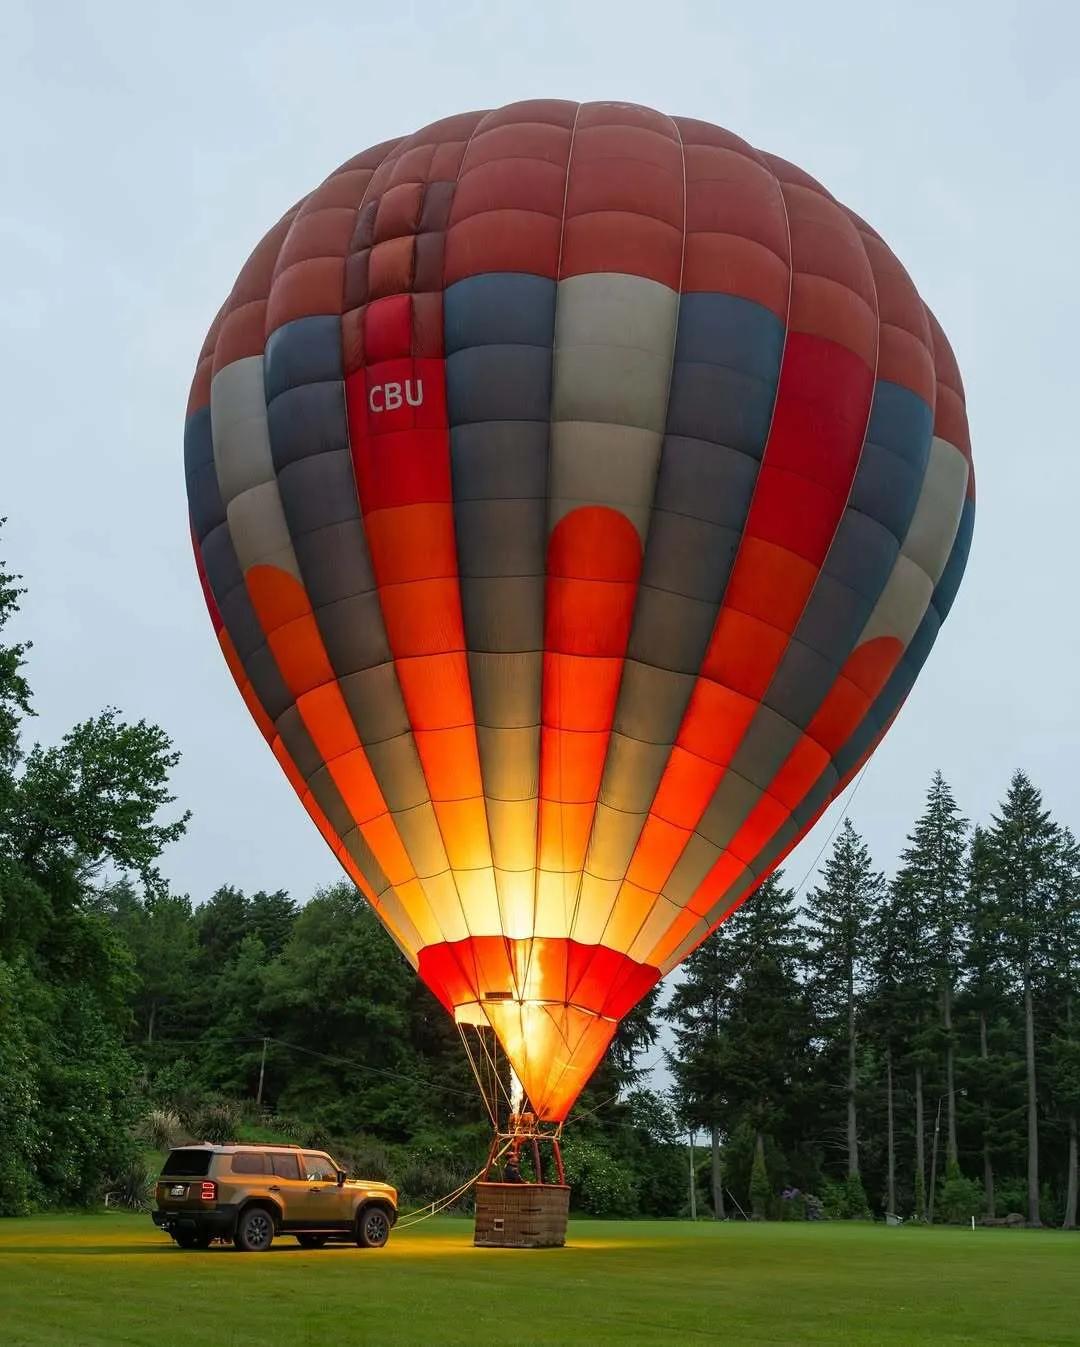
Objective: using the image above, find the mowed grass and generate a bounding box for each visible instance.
[1,1213,1077,1346]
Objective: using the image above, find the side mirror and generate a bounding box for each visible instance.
[336,1170,347,1187]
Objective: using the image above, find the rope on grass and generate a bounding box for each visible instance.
[394,1141,513,1231]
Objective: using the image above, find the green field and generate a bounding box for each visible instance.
[1,1213,1077,1345]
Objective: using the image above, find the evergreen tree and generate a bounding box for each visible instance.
[1044,828,1080,1228]
[893,772,969,1174]
[664,928,741,1218]
[988,771,1059,1225]
[803,819,881,1201]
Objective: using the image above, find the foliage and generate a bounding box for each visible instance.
[562,1137,638,1217]
[937,1162,982,1223]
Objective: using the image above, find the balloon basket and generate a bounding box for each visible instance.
[473,1182,570,1248]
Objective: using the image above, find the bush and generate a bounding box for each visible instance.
[937,1163,982,1224]
[821,1174,871,1220]
[192,1101,239,1144]
[105,1158,156,1210]
[141,1108,182,1151]
[563,1138,638,1217]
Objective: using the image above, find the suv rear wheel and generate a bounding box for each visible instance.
[296,1233,329,1248]
[356,1205,391,1249]
[235,1206,275,1253]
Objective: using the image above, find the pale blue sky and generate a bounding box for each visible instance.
[2,0,1076,918]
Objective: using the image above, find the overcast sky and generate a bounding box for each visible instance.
[3,1,1076,927]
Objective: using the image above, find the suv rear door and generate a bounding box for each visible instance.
[157,1148,215,1212]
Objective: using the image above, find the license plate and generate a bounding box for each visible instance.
[170,1184,186,1197]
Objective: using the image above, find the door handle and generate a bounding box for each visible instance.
[269,1185,281,1192]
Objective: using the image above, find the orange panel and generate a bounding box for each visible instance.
[651,748,725,830]
[362,503,458,584]
[378,578,464,658]
[414,725,484,798]
[538,800,594,872]
[724,537,818,634]
[625,814,692,892]
[540,727,609,802]
[324,748,385,827]
[542,652,623,731]
[397,653,474,731]
[701,607,789,700]
[676,680,758,765]
[297,683,360,761]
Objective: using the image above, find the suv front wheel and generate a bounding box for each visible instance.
[235,1206,275,1253]
[356,1205,391,1249]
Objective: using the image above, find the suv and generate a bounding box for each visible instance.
[152,1143,398,1253]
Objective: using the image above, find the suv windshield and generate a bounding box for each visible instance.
[162,1149,213,1177]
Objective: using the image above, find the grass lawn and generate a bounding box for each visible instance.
[1,1212,1076,1346]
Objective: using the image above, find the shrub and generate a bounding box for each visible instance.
[192,1101,239,1144]
[141,1108,182,1151]
[106,1158,156,1210]
[937,1163,982,1224]
[562,1138,638,1217]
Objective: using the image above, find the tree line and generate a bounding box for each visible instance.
[667,774,1080,1228]
[2,528,1077,1224]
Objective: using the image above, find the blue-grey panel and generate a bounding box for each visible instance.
[864,380,933,466]
[188,461,227,541]
[451,421,548,499]
[798,574,874,655]
[626,587,716,673]
[639,514,740,603]
[454,499,546,578]
[653,437,759,528]
[264,315,342,400]
[293,520,376,607]
[243,643,293,721]
[822,511,900,602]
[339,665,410,744]
[276,704,325,779]
[267,381,349,471]
[446,345,552,425]
[317,591,392,674]
[277,450,357,536]
[184,406,214,474]
[444,273,556,352]
[849,441,926,544]
[665,364,777,455]
[764,638,839,727]
[672,292,785,384]
[932,497,974,621]
[460,577,545,652]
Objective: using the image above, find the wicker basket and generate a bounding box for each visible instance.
[473,1182,570,1248]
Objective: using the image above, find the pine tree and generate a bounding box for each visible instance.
[988,771,1060,1225]
[1044,828,1080,1228]
[893,772,969,1174]
[803,819,881,1198]
[959,824,1004,1216]
[664,930,740,1219]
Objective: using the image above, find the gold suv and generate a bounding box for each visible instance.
[153,1143,398,1252]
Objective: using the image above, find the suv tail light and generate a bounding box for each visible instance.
[200,1181,217,1202]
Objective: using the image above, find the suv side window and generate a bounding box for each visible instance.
[304,1154,338,1183]
[232,1151,267,1175]
[270,1152,301,1180]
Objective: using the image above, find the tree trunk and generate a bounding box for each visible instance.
[847,971,859,1177]
[886,1045,896,1216]
[1064,1115,1078,1231]
[146,1000,157,1046]
[711,1124,725,1220]
[943,980,958,1166]
[979,1009,995,1218]
[1064,995,1077,1231]
[915,1065,926,1219]
[1024,963,1041,1225]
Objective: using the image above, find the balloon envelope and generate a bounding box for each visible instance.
[185,101,974,1121]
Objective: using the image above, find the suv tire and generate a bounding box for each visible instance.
[235,1206,275,1253]
[296,1233,329,1248]
[356,1205,391,1249]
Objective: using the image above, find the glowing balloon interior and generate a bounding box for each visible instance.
[185,101,974,1122]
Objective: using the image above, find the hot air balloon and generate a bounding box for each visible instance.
[185,100,973,1135]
